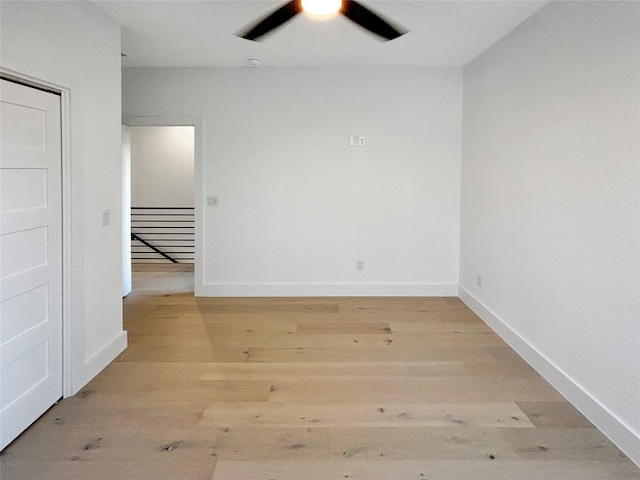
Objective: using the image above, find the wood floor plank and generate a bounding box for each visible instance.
[327,426,518,460]
[499,427,632,462]
[389,321,492,333]
[264,377,497,403]
[297,322,393,334]
[115,343,223,362]
[30,396,209,429]
[212,427,330,461]
[198,402,534,428]
[1,426,219,462]
[237,345,499,363]
[211,459,640,480]
[153,303,340,316]
[0,461,216,480]
[80,379,273,402]
[200,361,470,381]
[515,401,595,428]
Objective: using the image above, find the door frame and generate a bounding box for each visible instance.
[1,69,74,398]
[122,116,203,294]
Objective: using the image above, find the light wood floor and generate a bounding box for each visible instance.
[1,267,638,479]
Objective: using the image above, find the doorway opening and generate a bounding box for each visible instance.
[127,125,195,293]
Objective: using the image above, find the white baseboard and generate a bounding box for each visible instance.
[459,286,640,468]
[196,282,458,297]
[80,330,128,393]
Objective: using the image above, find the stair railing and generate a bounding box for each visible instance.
[131,207,194,263]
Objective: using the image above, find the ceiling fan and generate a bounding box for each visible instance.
[235,0,407,42]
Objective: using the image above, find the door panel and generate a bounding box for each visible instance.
[1,168,48,210]
[2,285,49,341]
[1,226,49,277]
[0,79,63,450]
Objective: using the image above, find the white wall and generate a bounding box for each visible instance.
[122,126,132,296]
[130,126,194,207]
[1,1,127,393]
[460,0,639,465]
[123,67,462,296]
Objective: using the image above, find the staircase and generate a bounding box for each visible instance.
[131,207,194,263]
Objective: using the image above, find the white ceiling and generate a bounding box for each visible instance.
[91,0,549,67]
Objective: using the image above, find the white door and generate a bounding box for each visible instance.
[0,79,63,450]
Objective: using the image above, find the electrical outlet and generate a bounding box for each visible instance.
[101,209,110,227]
[476,274,483,288]
[356,260,365,271]
[349,136,357,147]
[207,195,219,206]
[358,135,366,147]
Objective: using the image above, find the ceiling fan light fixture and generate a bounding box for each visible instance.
[235,0,406,42]
[301,0,342,16]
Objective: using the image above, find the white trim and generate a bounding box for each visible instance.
[60,86,73,398]
[82,331,127,387]
[458,285,640,468]
[0,68,75,398]
[198,282,459,297]
[122,116,203,293]
[121,126,132,297]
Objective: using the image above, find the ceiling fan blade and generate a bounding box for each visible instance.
[236,0,302,41]
[340,0,406,41]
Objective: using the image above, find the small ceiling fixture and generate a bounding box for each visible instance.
[248,58,262,66]
[235,0,407,42]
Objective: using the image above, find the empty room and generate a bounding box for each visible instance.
[0,0,638,479]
